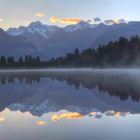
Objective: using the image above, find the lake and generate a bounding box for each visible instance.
[0,69,140,140]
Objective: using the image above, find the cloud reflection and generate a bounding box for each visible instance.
[36,121,47,126]
[51,112,83,121]
[0,117,5,122]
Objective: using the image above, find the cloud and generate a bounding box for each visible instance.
[86,17,102,24]
[104,19,128,25]
[89,112,102,119]
[89,112,97,115]
[50,16,82,24]
[87,19,92,23]
[104,19,115,25]
[93,17,101,22]
[50,16,128,26]
[60,18,82,24]
[0,18,4,22]
[50,16,58,23]
[105,110,129,117]
[51,113,83,121]
[34,12,45,17]
[114,19,128,24]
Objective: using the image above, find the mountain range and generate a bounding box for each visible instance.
[0,21,140,59]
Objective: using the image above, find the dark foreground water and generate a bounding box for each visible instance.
[0,69,140,140]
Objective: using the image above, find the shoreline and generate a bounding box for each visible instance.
[0,67,140,72]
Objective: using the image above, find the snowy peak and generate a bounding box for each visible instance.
[27,21,60,38]
[7,21,129,39]
[7,21,60,39]
[7,21,98,39]
[7,26,25,36]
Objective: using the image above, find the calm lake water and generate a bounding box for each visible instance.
[0,69,140,140]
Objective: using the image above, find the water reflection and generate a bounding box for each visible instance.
[0,69,140,140]
[0,69,140,115]
[0,108,139,140]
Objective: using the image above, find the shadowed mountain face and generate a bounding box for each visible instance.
[90,22,140,48]
[0,29,43,58]
[0,69,140,116]
[41,23,130,58]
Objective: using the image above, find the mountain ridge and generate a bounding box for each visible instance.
[3,21,140,59]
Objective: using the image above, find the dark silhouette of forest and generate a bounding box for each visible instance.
[0,55,41,68]
[1,35,140,68]
[46,35,140,67]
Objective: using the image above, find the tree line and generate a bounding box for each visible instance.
[0,55,41,68]
[46,35,140,67]
[1,35,140,68]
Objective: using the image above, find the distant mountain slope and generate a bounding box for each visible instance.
[90,22,140,48]
[0,28,41,57]
[40,23,128,58]
[7,21,97,48]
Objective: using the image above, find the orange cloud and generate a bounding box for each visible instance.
[60,18,82,24]
[52,112,83,121]
[34,12,45,17]
[50,16,58,23]
[36,121,47,126]
[50,16,82,24]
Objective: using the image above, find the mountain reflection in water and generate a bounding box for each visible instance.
[0,69,140,140]
[0,69,139,116]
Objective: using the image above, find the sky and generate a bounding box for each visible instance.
[0,0,140,30]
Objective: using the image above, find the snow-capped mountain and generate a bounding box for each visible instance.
[7,21,60,39]
[0,28,40,57]
[7,21,98,39]
[8,101,98,116]
[5,20,140,59]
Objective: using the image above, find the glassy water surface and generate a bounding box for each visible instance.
[0,69,140,140]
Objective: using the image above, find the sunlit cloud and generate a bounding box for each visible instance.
[50,16,82,24]
[60,18,82,24]
[50,16,128,26]
[114,19,128,24]
[36,121,47,126]
[50,16,58,23]
[34,12,45,17]
[51,112,83,121]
